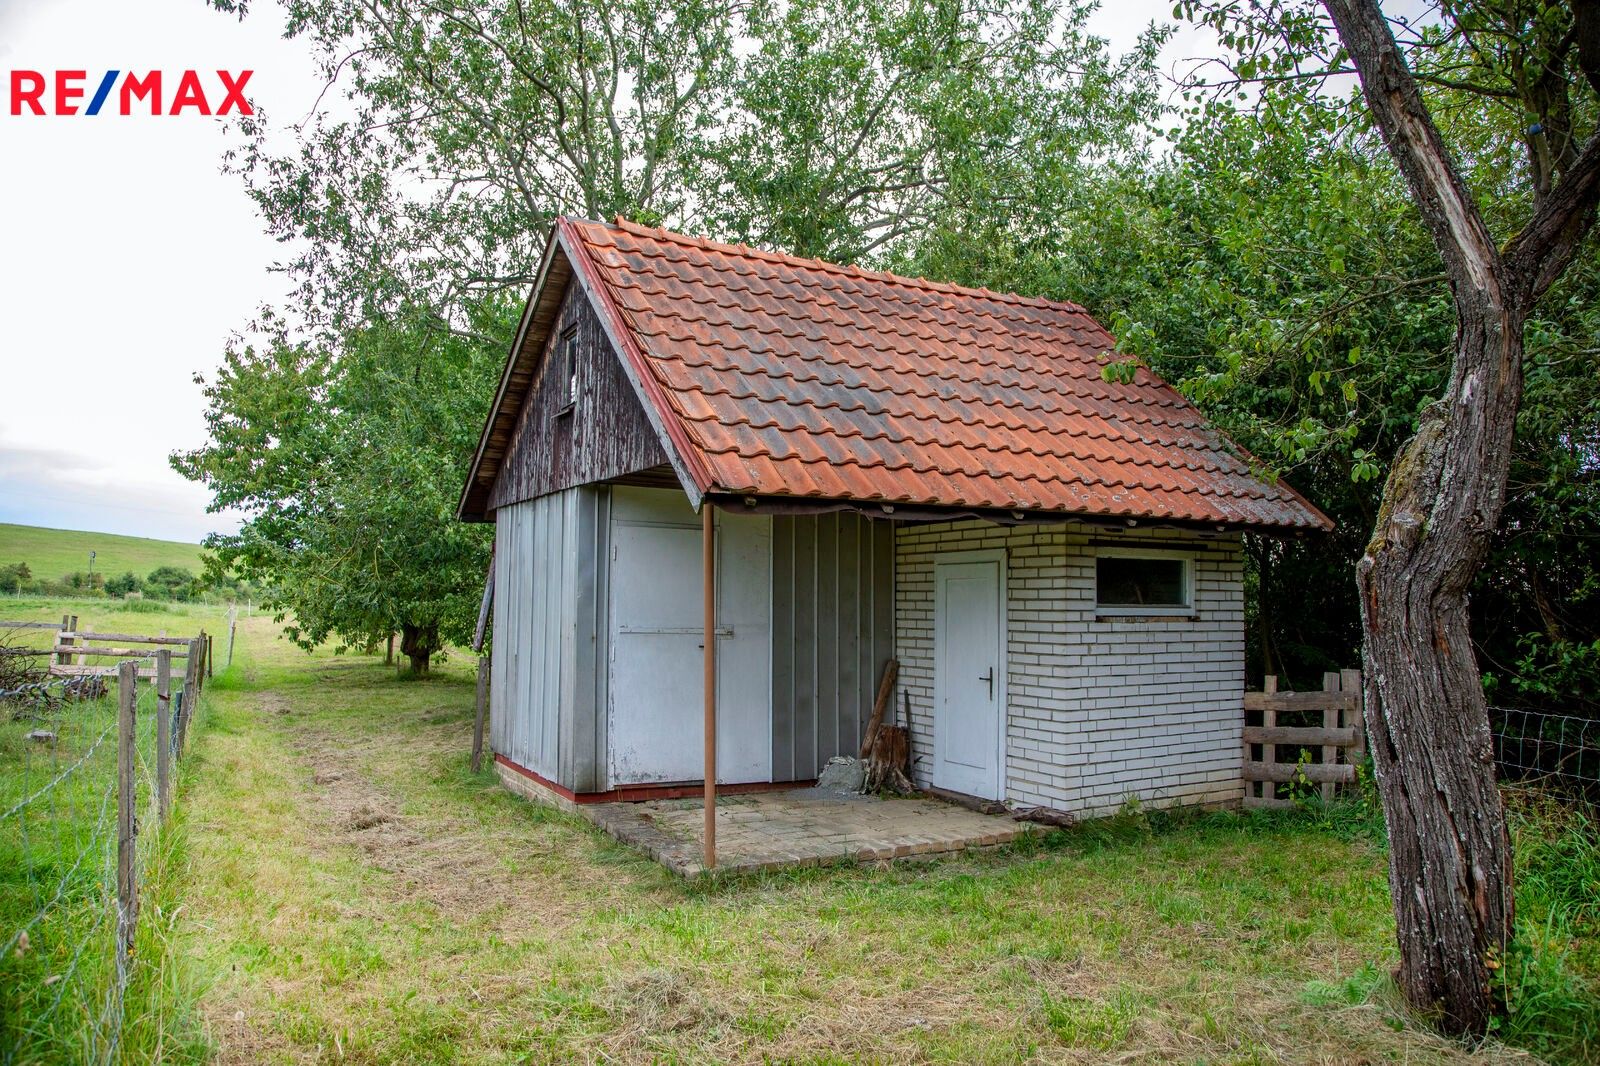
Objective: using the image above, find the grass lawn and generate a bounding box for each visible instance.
[0,523,206,585]
[150,617,1582,1064]
[1,597,235,1063]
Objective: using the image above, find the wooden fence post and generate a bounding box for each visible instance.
[156,650,172,821]
[57,614,70,665]
[1263,675,1278,803]
[472,656,490,772]
[179,639,199,754]
[1342,667,1365,764]
[227,608,237,667]
[386,632,394,666]
[116,660,138,959]
[207,634,214,679]
[71,616,82,666]
[1321,672,1340,802]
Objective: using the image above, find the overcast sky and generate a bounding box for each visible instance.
[0,0,1213,545]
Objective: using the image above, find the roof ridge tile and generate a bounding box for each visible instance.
[577,215,1092,317]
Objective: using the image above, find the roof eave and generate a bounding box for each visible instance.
[456,224,565,523]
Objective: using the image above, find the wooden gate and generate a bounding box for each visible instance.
[1243,670,1365,808]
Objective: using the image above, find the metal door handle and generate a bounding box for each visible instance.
[979,667,994,698]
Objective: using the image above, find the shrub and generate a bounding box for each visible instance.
[0,563,31,594]
[144,566,200,602]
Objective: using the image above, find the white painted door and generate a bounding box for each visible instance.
[606,487,773,786]
[609,522,705,783]
[933,555,1005,800]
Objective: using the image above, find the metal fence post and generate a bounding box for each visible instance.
[156,650,172,820]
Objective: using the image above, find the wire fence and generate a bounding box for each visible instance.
[1,624,210,1065]
[1490,707,1600,796]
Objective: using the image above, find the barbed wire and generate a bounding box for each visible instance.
[0,720,115,823]
[3,694,120,1066]
[0,775,116,960]
[1,675,108,707]
[4,629,208,1063]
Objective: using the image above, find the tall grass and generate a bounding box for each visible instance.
[114,601,182,616]
[1196,774,1598,1062]
[1494,787,1600,1063]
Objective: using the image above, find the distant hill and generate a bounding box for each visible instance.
[0,523,207,583]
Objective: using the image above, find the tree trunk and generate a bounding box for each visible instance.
[1318,0,1600,1035]
[399,622,436,675]
[1356,300,1522,1034]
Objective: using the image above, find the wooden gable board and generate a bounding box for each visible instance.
[486,278,668,511]
[460,225,696,520]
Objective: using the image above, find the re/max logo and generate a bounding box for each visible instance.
[7,70,254,116]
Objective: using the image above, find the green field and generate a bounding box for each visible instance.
[0,523,207,583]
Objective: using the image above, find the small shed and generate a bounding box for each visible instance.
[458,217,1329,865]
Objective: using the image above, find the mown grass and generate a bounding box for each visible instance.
[13,597,1591,1062]
[0,524,205,586]
[157,619,1598,1065]
[0,598,232,1064]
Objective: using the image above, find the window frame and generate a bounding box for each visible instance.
[1092,547,1196,618]
[555,325,579,415]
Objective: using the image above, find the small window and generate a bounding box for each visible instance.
[1095,552,1192,615]
[556,327,579,412]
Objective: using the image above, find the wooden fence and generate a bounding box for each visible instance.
[2,620,210,1060]
[49,628,202,679]
[1243,670,1365,808]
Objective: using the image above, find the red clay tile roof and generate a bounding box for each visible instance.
[558,216,1330,530]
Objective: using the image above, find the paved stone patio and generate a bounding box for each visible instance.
[582,787,1030,877]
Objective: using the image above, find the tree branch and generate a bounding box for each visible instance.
[1321,0,1503,299]
[1504,131,1600,304]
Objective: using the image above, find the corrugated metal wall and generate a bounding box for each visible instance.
[770,512,895,781]
[490,486,609,790]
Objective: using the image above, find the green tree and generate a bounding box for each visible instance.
[173,306,502,673]
[0,563,29,595]
[706,0,1164,262]
[210,0,1161,336]
[1073,0,1600,1035]
[105,571,141,598]
[145,567,200,601]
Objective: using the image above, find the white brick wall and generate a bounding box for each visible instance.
[894,521,1245,816]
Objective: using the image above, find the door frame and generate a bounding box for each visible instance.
[932,548,1007,801]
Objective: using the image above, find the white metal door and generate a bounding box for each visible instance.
[605,487,774,787]
[933,554,1005,799]
[609,523,706,783]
